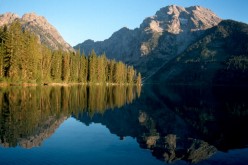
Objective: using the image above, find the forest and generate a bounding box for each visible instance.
[0,20,142,85]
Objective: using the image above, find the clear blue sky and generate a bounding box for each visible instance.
[0,0,247,46]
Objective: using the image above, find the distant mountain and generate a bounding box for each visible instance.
[0,12,73,52]
[74,5,221,78]
[149,20,248,85]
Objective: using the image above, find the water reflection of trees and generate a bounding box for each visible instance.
[0,85,141,148]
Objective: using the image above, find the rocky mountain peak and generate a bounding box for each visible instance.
[163,5,186,16]
[187,6,221,30]
[21,13,73,52]
[83,39,95,44]
[22,13,49,24]
[110,27,132,38]
[0,12,73,52]
[22,13,52,31]
[137,5,221,59]
[141,5,221,34]
[0,12,19,26]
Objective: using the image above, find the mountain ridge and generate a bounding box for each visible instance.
[0,12,74,52]
[74,5,221,79]
[148,19,248,85]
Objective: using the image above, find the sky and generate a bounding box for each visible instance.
[0,0,247,46]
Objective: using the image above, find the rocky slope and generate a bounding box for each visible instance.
[149,20,248,85]
[19,116,67,149]
[0,116,67,149]
[74,5,221,78]
[0,12,73,52]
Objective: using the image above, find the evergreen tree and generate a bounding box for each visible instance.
[69,52,79,82]
[51,50,62,81]
[5,20,24,81]
[88,50,97,83]
[97,54,107,83]
[136,72,142,85]
[41,46,52,82]
[61,52,70,82]
[23,31,42,82]
[78,53,87,83]
[107,59,115,83]
[113,61,126,84]
[0,43,4,79]
[127,66,135,84]
[0,27,5,79]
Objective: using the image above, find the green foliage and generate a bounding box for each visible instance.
[0,20,141,85]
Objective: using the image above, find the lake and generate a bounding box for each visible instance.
[0,85,247,165]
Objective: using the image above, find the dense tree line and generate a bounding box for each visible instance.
[0,20,142,85]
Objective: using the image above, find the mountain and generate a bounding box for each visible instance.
[19,116,66,149]
[0,12,73,52]
[149,20,248,85]
[74,5,221,78]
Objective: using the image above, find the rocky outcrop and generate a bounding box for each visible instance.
[74,5,221,78]
[0,12,19,27]
[0,12,73,52]
[139,5,220,55]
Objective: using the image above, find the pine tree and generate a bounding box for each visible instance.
[78,53,87,83]
[51,50,62,81]
[23,31,42,82]
[61,52,70,82]
[127,66,135,84]
[136,72,142,85]
[0,27,5,79]
[0,43,4,79]
[88,50,97,83]
[69,52,79,82]
[41,46,52,82]
[82,55,88,83]
[113,61,126,84]
[97,54,107,83]
[5,20,24,81]
[107,59,115,83]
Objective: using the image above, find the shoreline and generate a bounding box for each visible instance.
[0,82,142,87]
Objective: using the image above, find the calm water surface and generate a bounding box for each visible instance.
[0,85,247,165]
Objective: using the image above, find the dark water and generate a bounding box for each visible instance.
[0,85,248,165]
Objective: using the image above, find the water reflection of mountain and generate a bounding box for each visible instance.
[76,109,217,163]
[0,85,141,148]
[147,85,248,151]
[74,86,217,163]
[0,84,248,164]
[75,85,248,163]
